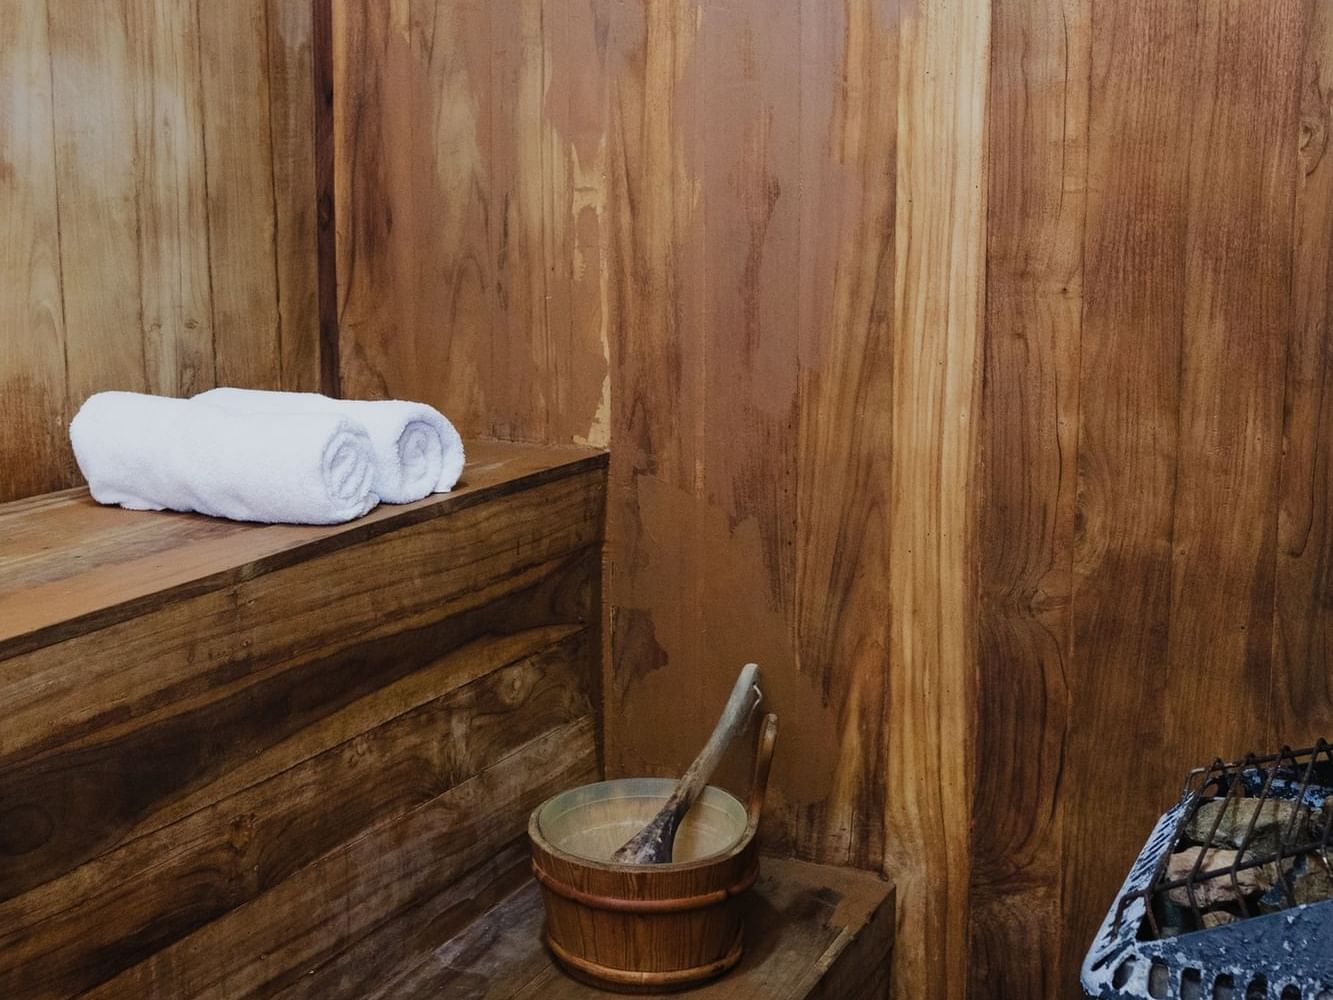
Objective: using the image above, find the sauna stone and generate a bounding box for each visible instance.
[1186,799,1309,856]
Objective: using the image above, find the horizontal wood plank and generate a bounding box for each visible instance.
[1,491,601,888]
[79,718,599,1000]
[0,440,607,656]
[0,631,594,998]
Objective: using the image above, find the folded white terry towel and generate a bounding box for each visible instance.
[194,387,464,503]
[70,392,379,525]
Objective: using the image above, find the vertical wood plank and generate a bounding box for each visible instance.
[488,1,549,441]
[1064,0,1200,984]
[1276,2,1333,743]
[334,0,496,421]
[47,0,146,404]
[0,0,69,502]
[197,0,283,389]
[1165,0,1302,761]
[887,1,988,998]
[332,0,407,400]
[312,0,340,396]
[126,0,215,398]
[544,0,613,448]
[602,0,709,780]
[265,0,321,391]
[973,0,1086,994]
[792,0,896,870]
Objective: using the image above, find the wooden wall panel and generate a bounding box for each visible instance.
[0,1,69,502]
[0,0,323,503]
[1276,2,1333,747]
[887,3,988,999]
[990,0,1312,994]
[334,2,1333,997]
[332,3,953,997]
[129,0,215,396]
[1063,0,1200,985]
[48,0,146,405]
[333,0,611,446]
[973,0,1084,992]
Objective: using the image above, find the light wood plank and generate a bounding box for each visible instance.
[0,0,69,502]
[792,0,897,869]
[886,2,988,999]
[47,0,145,404]
[197,0,283,388]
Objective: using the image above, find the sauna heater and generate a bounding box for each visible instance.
[1082,742,1333,1000]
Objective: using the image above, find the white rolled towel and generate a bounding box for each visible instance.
[194,387,464,502]
[70,392,379,525]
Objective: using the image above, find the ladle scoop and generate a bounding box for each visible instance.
[612,662,763,864]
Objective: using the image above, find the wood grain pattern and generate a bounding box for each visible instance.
[128,0,215,397]
[331,3,1333,997]
[887,6,988,1000]
[972,0,1085,993]
[1276,1,1333,745]
[83,721,599,1000]
[0,0,69,501]
[0,443,607,1000]
[0,0,323,503]
[357,857,894,1000]
[333,0,610,444]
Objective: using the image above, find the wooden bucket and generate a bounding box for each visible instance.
[528,713,778,993]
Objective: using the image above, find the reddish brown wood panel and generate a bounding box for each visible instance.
[0,0,323,503]
[330,3,961,998]
[332,0,610,445]
[332,2,1333,998]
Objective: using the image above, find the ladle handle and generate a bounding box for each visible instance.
[745,713,779,839]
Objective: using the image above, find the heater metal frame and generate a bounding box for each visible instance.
[1082,743,1333,1000]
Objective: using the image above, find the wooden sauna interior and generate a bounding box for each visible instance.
[3,1,1332,997]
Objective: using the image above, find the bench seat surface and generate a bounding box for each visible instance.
[366,857,895,1000]
[0,439,606,657]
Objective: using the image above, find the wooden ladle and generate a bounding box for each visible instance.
[612,662,763,865]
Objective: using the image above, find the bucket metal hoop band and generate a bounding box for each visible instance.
[545,928,744,988]
[531,860,759,913]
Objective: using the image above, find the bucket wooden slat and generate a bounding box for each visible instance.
[528,714,778,992]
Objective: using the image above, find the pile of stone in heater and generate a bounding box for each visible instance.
[1083,742,1333,1000]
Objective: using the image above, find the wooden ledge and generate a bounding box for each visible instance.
[0,440,607,660]
[351,856,895,999]
[0,440,607,999]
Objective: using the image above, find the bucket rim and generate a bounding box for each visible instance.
[528,777,756,873]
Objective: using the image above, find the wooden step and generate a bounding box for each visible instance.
[0,441,608,1000]
[356,856,895,999]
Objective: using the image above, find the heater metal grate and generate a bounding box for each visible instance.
[1083,741,1333,1000]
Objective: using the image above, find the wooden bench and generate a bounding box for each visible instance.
[0,442,608,999]
[357,855,895,999]
[0,440,893,999]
